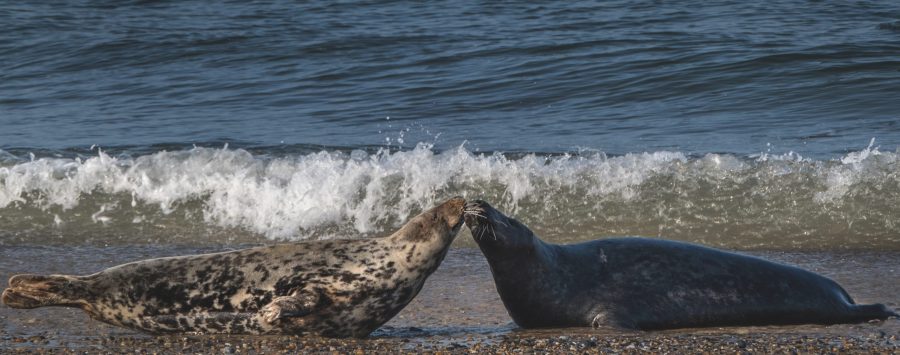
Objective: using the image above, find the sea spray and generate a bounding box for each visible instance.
[0,143,898,250]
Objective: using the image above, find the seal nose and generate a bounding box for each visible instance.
[463,200,488,226]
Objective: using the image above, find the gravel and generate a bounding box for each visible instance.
[2,329,898,354]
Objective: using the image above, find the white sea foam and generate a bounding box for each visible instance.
[1,143,898,249]
[0,145,689,236]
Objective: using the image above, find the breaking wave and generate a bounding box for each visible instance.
[1,141,898,250]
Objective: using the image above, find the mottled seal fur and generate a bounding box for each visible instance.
[464,200,898,330]
[2,197,466,338]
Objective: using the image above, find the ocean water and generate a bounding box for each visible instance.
[2,1,900,250]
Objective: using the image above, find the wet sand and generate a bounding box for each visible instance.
[1,246,898,353]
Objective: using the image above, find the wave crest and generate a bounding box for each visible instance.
[1,144,898,250]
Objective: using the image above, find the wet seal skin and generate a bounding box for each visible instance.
[464,199,898,330]
[2,197,466,338]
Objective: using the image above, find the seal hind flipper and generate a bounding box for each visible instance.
[832,286,898,320]
[2,274,90,309]
[259,290,323,324]
[847,303,899,322]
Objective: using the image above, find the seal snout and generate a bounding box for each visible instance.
[464,200,502,243]
[440,196,467,230]
[463,200,489,227]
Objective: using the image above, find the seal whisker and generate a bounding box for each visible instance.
[487,222,498,241]
[465,211,488,220]
[476,223,490,242]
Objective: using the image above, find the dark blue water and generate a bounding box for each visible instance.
[2,0,899,156]
[2,1,900,249]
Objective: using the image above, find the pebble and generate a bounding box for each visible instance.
[2,329,899,353]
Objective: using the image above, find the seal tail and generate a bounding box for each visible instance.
[2,274,90,309]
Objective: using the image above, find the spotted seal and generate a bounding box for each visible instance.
[463,200,898,330]
[2,197,466,338]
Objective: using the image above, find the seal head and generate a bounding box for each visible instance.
[464,199,536,251]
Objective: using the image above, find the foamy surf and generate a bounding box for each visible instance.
[1,142,898,250]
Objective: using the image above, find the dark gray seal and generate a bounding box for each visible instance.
[2,197,466,338]
[463,200,898,330]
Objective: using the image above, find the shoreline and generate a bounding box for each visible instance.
[2,247,898,353]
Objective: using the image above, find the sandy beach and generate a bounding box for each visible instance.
[1,246,897,353]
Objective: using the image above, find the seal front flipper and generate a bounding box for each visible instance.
[259,290,324,324]
[589,309,636,331]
